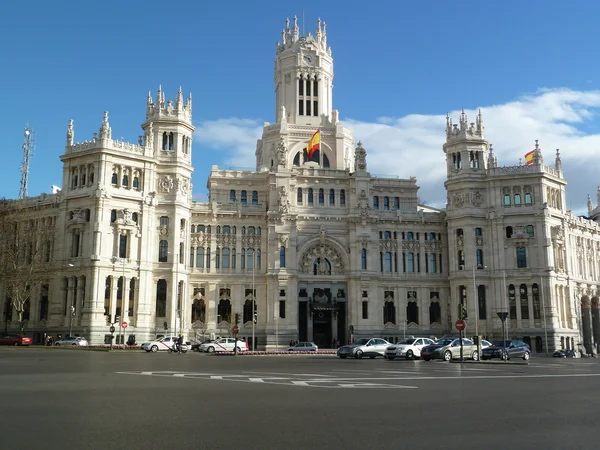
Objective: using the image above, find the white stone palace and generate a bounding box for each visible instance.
[2,17,600,354]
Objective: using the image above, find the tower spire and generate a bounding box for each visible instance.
[176,86,183,108]
[66,119,74,146]
[292,15,299,41]
[99,111,111,140]
[156,85,163,107]
[588,194,593,216]
[555,148,562,172]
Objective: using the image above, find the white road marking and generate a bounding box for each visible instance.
[242,371,333,377]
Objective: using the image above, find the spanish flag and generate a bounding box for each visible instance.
[308,130,320,159]
[525,150,535,165]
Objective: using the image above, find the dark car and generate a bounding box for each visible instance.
[192,339,214,352]
[0,334,33,346]
[481,340,531,361]
[553,349,579,358]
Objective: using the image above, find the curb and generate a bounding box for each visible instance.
[212,351,337,356]
[450,360,529,366]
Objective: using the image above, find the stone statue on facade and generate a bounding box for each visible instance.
[277,137,288,166]
[354,141,367,172]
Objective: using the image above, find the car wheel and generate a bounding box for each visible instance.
[443,350,452,362]
[422,356,431,361]
[406,350,414,360]
[472,351,479,361]
[236,347,242,352]
[369,355,376,359]
[207,346,215,353]
[523,351,530,361]
[338,355,347,359]
[151,345,158,353]
[501,351,508,361]
[388,356,395,361]
[355,350,363,359]
[14,342,19,346]
[55,343,61,346]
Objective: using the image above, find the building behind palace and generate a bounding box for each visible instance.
[2,17,600,354]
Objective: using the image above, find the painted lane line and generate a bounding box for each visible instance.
[242,371,333,377]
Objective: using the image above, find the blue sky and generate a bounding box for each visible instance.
[2,0,600,214]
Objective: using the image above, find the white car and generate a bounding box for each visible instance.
[336,338,391,359]
[199,338,248,353]
[384,338,435,360]
[141,336,188,353]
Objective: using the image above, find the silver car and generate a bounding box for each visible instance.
[287,341,318,352]
[54,336,89,347]
[337,338,391,359]
[421,338,478,361]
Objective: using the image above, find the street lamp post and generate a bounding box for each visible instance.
[68,263,75,337]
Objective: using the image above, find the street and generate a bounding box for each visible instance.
[0,349,598,450]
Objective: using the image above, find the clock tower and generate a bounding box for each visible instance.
[256,17,353,172]
[274,16,333,126]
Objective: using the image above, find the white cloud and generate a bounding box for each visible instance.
[192,89,600,215]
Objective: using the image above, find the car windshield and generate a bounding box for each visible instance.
[352,339,370,345]
[399,339,417,345]
[492,341,510,347]
[434,338,454,346]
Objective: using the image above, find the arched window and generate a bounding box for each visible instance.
[192,299,206,323]
[503,194,511,206]
[158,240,168,262]
[221,248,230,269]
[297,188,303,203]
[222,226,231,234]
[508,284,517,319]
[524,192,533,205]
[429,301,441,324]
[520,284,529,319]
[110,209,117,223]
[156,279,167,317]
[162,132,168,150]
[514,193,522,206]
[191,225,196,233]
[251,191,258,205]
[132,176,139,190]
[532,284,541,319]
[89,171,94,184]
[506,226,513,238]
[168,132,174,150]
[318,188,324,205]
[230,190,236,202]
[329,189,335,205]
[111,173,118,185]
[247,226,255,235]
[525,225,534,237]
[384,231,391,239]
[217,299,231,323]
[308,188,314,204]
[373,196,379,209]
[122,174,128,187]
[160,216,169,227]
[243,299,255,324]
[340,189,346,205]
[407,253,415,272]
[280,247,286,268]
[241,190,247,205]
[407,300,419,324]
[383,301,396,324]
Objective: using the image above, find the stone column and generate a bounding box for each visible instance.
[581,297,593,354]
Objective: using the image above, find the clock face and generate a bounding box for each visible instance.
[303,54,314,65]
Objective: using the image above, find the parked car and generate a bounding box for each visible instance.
[421,338,479,361]
[287,341,318,352]
[191,339,214,352]
[481,339,492,348]
[553,349,579,358]
[199,337,248,353]
[141,336,188,353]
[54,336,88,347]
[0,334,33,346]
[481,340,531,361]
[384,338,435,360]
[337,338,391,359]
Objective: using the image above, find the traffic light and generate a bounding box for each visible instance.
[253,313,257,324]
[235,313,240,325]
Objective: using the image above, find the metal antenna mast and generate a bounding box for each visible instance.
[19,125,34,199]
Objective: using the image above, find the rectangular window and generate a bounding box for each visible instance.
[306,100,311,116]
[119,234,127,259]
[509,285,517,320]
[361,249,367,270]
[298,78,304,96]
[520,285,529,319]
[516,247,527,268]
[394,197,400,210]
[362,301,368,319]
[306,80,311,96]
[72,232,80,257]
[313,101,318,116]
[476,249,484,267]
[503,194,511,206]
[298,100,304,115]
[524,192,533,205]
[313,80,318,97]
[279,300,286,319]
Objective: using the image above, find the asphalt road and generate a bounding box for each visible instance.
[0,349,598,450]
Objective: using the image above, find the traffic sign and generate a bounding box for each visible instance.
[232,325,239,334]
[455,320,466,331]
[122,322,128,329]
[109,326,116,333]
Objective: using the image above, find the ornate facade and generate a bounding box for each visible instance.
[2,18,599,354]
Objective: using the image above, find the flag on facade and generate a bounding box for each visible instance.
[525,149,535,165]
[308,130,320,159]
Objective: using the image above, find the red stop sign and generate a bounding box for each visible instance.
[122,322,128,329]
[455,320,466,331]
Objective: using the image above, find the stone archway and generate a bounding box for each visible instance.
[299,243,345,275]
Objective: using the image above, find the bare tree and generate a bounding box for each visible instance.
[0,199,57,334]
